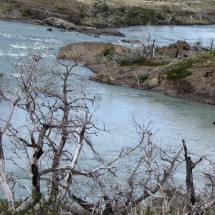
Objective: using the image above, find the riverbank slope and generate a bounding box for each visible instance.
[1,0,215,28]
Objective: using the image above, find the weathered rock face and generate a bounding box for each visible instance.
[121,39,141,44]
[43,17,125,36]
[76,26,125,37]
[44,17,77,29]
[175,40,191,50]
[58,42,128,63]
[157,40,195,59]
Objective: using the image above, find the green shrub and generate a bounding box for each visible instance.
[1,1,20,13]
[202,50,215,59]
[102,45,115,57]
[94,1,109,13]
[124,7,164,25]
[21,8,31,16]
[119,58,168,67]
[55,5,67,12]
[138,74,149,83]
[166,60,193,79]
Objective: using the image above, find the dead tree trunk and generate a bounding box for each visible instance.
[210,40,213,51]
[31,144,44,199]
[0,130,15,210]
[102,195,113,215]
[182,139,202,207]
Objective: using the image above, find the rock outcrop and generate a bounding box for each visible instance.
[58,42,128,64]
[43,17,125,36]
[44,17,77,30]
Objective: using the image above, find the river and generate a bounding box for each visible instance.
[0,20,215,174]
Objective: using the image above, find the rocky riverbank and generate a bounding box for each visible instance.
[58,41,215,105]
[0,0,124,37]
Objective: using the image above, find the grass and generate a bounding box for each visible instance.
[54,4,67,12]
[1,0,215,26]
[0,1,20,13]
[166,50,215,80]
[119,57,169,67]
[166,59,193,80]
[20,8,32,16]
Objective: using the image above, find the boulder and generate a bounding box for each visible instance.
[58,42,129,63]
[175,40,191,50]
[121,39,141,44]
[77,26,125,37]
[99,28,125,37]
[44,17,77,30]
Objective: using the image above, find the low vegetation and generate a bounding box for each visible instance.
[166,59,193,80]
[89,39,215,104]
[119,57,169,67]
[102,45,115,57]
[137,74,149,83]
[166,50,215,80]
[1,0,215,26]
[0,51,214,215]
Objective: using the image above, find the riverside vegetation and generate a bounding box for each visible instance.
[58,40,215,104]
[1,1,215,214]
[1,0,215,27]
[0,51,215,215]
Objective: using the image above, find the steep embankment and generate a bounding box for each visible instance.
[59,41,215,104]
[1,0,215,28]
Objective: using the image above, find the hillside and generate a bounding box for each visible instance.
[1,0,215,27]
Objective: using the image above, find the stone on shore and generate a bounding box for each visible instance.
[44,17,77,30]
[58,42,128,63]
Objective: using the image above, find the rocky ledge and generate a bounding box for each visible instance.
[58,41,215,105]
[44,17,125,37]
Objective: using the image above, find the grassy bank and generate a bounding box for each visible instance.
[1,0,215,26]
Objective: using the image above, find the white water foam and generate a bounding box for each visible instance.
[1,33,13,38]
[9,44,28,49]
[44,38,60,43]
[32,42,46,50]
[10,72,21,77]
[30,37,42,42]
[5,52,27,57]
